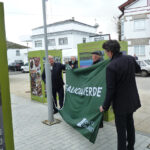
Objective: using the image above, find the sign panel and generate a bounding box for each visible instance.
[28,50,63,103]
[0,2,15,150]
[0,87,6,149]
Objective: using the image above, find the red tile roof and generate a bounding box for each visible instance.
[119,0,136,12]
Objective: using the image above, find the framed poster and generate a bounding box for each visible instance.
[79,51,104,68]
[78,40,128,68]
[30,57,42,97]
[28,50,63,103]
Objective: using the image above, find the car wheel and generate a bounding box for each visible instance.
[21,69,25,73]
[141,70,148,77]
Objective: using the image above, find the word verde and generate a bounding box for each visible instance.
[66,84,102,97]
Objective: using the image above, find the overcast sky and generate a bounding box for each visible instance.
[0,0,127,45]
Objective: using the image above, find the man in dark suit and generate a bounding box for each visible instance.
[100,40,141,150]
[42,56,65,114]
[134,54,138,60]
[69,56,78,69]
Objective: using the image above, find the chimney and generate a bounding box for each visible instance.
[72,17,75,21]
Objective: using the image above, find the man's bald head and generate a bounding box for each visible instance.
[71,56,76,62]
[48,55,54,65]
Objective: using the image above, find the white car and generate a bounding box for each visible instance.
[21,63,29,73]
[136,59,150,77]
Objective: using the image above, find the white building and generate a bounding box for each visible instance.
[7,41,29,65]
[119,0,150,60]
[31,18,110,61]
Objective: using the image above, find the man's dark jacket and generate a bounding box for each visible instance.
[103,53,141,115]
[42,63,65,89]
[92,58,103,65]
[69,60,78,69]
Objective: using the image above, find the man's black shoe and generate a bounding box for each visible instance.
[53,110,58,114]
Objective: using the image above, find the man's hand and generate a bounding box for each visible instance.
[99,106,104,112]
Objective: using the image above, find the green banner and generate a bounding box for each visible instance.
[59,60,110,143]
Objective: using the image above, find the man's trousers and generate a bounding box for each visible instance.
[52,86,64,111]
[115,113,135,150]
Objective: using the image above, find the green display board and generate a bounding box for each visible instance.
[78,40,128,68]
[0,3,15,150]
[77,40,128,121]
[28,50,62,103]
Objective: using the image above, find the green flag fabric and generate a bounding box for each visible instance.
[59,60,110,143]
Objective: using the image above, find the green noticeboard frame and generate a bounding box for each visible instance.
[77,40,128,121]
[78,40,128,68]
[28,50,62,103]
[0,2,15,150]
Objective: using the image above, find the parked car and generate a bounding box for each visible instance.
[8,61,24,71]
[136,59,150,77]
[21,62,29,73]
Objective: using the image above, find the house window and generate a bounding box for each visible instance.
[94,37,104,41]
[48,39,56,46]
[35,40,42,47]
[58,37,68,45]
[16,50,20,56]
[148,0,150,6]
[134,19,145,31]
[83,38,86,43]
[134,45,145,56]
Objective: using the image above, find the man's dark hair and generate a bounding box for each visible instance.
[102,40,120,54]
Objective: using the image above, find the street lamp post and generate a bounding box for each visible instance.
[42,0,61,125]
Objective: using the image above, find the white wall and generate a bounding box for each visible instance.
[31,32,91,51]
[7,49,28,65]
[121,0,150,59]
[125,0,147,9]
[124,16,150,39]
[30,20,99,60]
[121,0,150,40]
[128,45,150,60]
[32,22,97,36]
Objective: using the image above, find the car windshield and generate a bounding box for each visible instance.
[144,59,150,65]
[24,63,29,66]
[137,61,146,66]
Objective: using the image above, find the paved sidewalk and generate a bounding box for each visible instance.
[9,73,150,134]
[11,94,150,150]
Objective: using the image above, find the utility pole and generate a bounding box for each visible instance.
[42,0,61,125]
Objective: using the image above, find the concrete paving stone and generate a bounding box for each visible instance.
[135,147,144,150]
[10,94,150,150]
[140,142,150,150]
[9,73,150,135]
[99,143,115,150]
